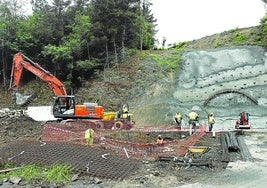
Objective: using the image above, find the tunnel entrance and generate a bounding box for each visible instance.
[204,89,258,106]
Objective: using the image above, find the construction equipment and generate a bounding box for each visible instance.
[52,95,104,119]
[115,103,134,123]
[53,96,134,125]
[235,111,251,129]
[9,52,134,129]
[188,146,210,154]
[186,146,210,159]
[9,52,67,106]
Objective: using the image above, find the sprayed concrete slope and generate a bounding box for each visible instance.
[173,46,267,130]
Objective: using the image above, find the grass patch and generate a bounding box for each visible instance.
[44,164,72,183]
[0,164,42,183]
[232,33,247,45]
[147,51,182,72]
[0,164,73,184]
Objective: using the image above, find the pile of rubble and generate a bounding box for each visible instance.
[0,108,25,120]
[0,108,42,146]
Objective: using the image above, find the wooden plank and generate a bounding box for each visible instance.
[0,167,23,173]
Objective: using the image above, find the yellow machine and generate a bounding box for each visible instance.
[115,103,134,123]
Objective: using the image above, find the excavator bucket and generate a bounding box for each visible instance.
[15,92,37,107]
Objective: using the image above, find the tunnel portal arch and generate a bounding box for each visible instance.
[203,89,258,106]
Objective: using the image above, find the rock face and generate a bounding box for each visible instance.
[132,46,267,129]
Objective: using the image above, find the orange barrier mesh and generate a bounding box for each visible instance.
[42,122,207,158]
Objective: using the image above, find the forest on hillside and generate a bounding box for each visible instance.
[0,0,156,89]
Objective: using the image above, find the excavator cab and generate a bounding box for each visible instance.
[52,96,75,115]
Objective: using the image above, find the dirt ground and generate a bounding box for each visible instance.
[1,111,266,188]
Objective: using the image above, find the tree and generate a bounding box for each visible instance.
[50,0,71,44]
[89,0,156,63]
[62,12,100,86]
[0,0,29,87]
[42,44,72,80]
[138,0,157,50]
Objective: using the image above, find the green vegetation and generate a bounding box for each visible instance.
[43,164,72,183]
[0,164,72,184]
[182,25,267,50]
[148,51,182,72]
[140,48,183,72]
[172,42,187,49]
[232,33,247,45]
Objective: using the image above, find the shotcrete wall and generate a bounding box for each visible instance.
[173,46,267,129]
[132,46,267,129]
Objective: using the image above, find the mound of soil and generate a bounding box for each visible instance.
[0,110,43,145]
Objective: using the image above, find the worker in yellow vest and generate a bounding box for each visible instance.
[208,113,215,131]
[85,128,94,146]
[174,112,182,128]
[187,110,199,135]
[122,104,129,113]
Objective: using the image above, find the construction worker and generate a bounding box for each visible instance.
[122,104,129,113]
[208,113,215,131]
[156,135,164,146]
[174,112,182,128]
[187,109,199,135]
[85,128,94,146]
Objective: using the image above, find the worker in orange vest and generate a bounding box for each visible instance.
[156,135,164,146]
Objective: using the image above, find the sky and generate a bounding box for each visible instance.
[151,0,266,46]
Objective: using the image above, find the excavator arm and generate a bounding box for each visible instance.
[9,52,67,106]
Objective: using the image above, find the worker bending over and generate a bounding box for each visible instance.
[85,128,94,146]
[156,135,164,146]
[187,110,199,135]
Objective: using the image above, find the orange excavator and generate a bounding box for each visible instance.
[9,52,103,119]
[9,52,134,129]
